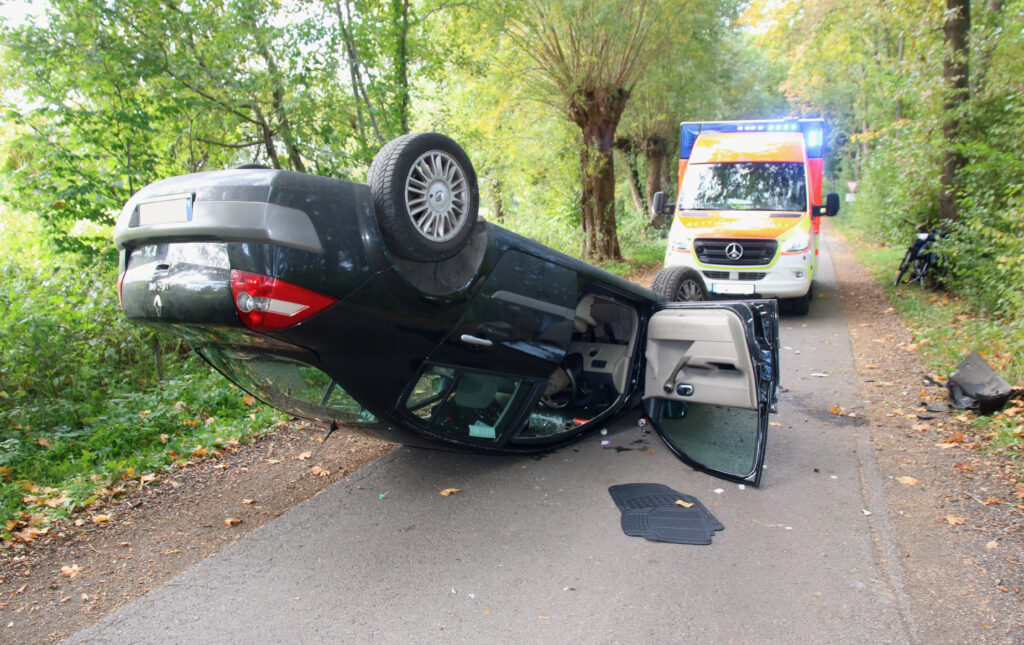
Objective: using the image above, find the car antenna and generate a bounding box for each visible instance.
[311,420,339,461]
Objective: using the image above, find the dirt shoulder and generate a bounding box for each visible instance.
[0,422,394,643]
[827,221,1023,642]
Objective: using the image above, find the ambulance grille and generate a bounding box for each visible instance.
[694,239,778,266]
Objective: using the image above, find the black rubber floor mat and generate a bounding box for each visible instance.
[621,508,714,545]
[609,483,723,532]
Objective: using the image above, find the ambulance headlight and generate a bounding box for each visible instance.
[668,229,692,253]
[782,232,811,253]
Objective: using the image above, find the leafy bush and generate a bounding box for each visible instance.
[0,253,280,534]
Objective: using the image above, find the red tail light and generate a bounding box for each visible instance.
[229,270,337,331]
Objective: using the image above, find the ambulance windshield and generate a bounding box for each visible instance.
[679,162,806,212]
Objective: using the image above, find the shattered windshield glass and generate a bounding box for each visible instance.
[680,162,807,211]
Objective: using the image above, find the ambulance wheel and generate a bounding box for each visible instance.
[651,266,707,302]
[788,284,812,316]
[369,132,479,261]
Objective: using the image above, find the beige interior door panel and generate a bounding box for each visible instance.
[644,308,756,409]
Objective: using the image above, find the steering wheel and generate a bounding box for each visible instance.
[540,354,582,409]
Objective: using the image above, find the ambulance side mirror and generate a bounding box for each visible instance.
[817,192,840,217]
[652,191,675,215]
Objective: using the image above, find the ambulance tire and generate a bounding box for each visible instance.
[651,266,707,302]
[369,132,479,262]
[788,284,812,316]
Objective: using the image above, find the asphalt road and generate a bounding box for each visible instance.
[70,238,912,644]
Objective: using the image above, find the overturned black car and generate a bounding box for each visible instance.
[114,133,779,485]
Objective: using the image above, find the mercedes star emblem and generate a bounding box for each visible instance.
[725,242,744,261]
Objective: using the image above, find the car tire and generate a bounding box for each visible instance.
[651,266,707,302]
[789,284,812,316]
[368,132,479,262]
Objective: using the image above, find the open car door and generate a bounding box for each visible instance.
[641,300,779,486]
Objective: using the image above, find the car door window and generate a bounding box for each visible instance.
[405,365,538,445]
[657,402,760,477]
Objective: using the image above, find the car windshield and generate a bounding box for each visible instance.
[198,348,377,425]
[679,162,807,211]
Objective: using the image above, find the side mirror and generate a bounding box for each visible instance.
[817,192,840,217]
[651,191,675,215]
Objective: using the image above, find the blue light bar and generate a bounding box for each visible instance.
[679,118,826,159]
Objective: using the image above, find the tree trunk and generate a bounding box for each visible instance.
[617,139,646,217]
[491,176,506,222]
[940,0,970,223]
[392,0,411,134]
[568,88,627,262]
[644,136,668,229]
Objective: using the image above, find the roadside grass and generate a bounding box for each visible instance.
[601,231,666,278]
[0,230,283,546]
[835,221,1024,475]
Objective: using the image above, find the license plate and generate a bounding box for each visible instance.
[137,194,192,227]
[711,282,755,295]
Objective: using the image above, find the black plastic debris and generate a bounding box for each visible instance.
[609,483,723,545]
[947,351,1014,415]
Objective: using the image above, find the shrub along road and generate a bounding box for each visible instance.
[3,221,1022,643]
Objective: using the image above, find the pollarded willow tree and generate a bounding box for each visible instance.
[508,0,667,261]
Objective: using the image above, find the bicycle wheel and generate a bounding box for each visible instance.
[912,256,933,289]
[894,248,914,286]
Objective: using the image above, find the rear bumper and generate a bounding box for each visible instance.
[114,169,331,254]
[115,198,323,254]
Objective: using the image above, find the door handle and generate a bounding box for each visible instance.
[460,334,493,348]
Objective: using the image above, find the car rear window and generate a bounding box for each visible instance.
[198,348,377,425]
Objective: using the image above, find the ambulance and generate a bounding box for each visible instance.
[651,118,839,315]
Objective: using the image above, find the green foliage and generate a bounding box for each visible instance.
[0,247,280,530]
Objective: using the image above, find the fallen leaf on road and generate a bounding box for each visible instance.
[296,451,312,461]
[829,404,846,416]
[943,430,966,443]
[912,423,931,431]
[224,517,242,526]
[944,515,965,526]
[91,514,111,524]
[242,498,256,505]
[266,458,281,464]
[986,497,1000,505]
[310,466,330,477]
[769,422,782,427]
[895,476,919,486]
[439,488,461,497]
[986,540,999,550]
[60,564,82,579]
[191,446,208,457]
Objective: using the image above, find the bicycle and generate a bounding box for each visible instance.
[894,230,945,289]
